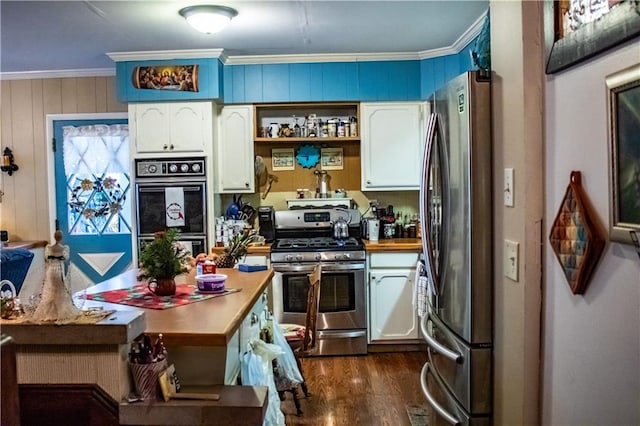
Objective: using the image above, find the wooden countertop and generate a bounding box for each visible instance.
[2,240,48,250]
[363,238,422,252]
[82,268,274,348]
[0,310,146,345]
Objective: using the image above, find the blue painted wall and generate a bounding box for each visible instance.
[116,35,480,103]
[222,60,421,103]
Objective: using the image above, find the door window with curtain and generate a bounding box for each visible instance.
[54,120,132,290]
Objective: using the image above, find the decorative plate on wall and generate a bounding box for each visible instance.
[296,144,320,168]
[549,171,607,295]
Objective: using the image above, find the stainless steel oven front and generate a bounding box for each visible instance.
[272,260,367,356]
[134,158,208,257]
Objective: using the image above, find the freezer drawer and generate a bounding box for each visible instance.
[421,313,491,415]
[420,362,491,426]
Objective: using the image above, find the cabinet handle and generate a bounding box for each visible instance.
[250,312,258,326]
[245,182,249,188]
[170,144,174,150]
[163,144,168,150]
[367,180,371,184]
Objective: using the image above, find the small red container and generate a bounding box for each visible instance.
[202,261,216,275]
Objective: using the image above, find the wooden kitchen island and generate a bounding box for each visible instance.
[2,267,273,426]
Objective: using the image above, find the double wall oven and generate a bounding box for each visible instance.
[271,208,367,356]
[134,157,208,257]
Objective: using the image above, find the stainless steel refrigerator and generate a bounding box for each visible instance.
[418,70,493,425]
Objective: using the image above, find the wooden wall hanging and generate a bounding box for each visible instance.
[549,171,606,295]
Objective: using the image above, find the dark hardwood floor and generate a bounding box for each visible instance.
[280,351,432,426]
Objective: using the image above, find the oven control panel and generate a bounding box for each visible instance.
[136,158,206,178]
[303,211,331,223]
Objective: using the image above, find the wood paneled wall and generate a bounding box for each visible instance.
[0,77,126,242]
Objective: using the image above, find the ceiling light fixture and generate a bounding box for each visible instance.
[179,5,238,34]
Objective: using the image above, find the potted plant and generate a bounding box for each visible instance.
[137,229,192,296]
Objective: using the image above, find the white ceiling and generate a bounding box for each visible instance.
[0,1,489,76]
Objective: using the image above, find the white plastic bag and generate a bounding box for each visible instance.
[241,340,285,426]
[271,317,304,389]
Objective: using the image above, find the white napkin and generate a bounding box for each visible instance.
[165,187,185,227]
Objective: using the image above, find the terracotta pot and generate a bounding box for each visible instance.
[148,278,176,296]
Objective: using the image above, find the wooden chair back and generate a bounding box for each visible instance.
[302,264,321,354]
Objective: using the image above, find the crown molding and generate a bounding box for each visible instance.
[224,9,486,65]
[224,51,421,65]
[0,68,115,80]
[106,48,224,62]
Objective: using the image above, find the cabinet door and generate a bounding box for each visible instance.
[169,102,211,152]
[130,102,211,154]
[131,103,171,153]
[370,268,419,341]
[361,102,427,190]
[218,105,254,193]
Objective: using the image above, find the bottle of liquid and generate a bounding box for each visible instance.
[293,115,301,137]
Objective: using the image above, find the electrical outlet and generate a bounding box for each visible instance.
[504,168,514,207]
[504,239,519,282]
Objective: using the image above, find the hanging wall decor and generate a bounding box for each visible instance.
[545,0,640,74]
[549,171,607,295]
[132,65,199,92]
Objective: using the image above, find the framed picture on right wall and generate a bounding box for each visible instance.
[606,63,640,244]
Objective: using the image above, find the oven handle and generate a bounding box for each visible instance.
[272,263,364,273]
[317,330,366,339]
[137,185,204,193]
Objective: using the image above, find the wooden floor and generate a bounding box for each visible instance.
[280,351,432,426]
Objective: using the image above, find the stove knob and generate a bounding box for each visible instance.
[296,255,304,261]
[285,254,295,262]
[169,163,178,173]
[147,164,157,174]
[180,163,190,173]
[314,253,321,261]
[191,163,201,173]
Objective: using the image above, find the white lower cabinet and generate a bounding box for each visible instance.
[369,252,420,342]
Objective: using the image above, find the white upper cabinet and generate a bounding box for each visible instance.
[129,102,212,155]
[217,105,254,193]
[361,102,428,190]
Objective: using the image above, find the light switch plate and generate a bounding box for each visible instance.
[504,239,519,282]
[504,168,514,207]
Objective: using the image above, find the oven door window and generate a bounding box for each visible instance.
[282,272,356,313]
[137,185,205,235]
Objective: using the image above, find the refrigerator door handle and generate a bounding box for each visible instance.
[420,362,461,425]
[420,316,462,363]
[420,113,439,294]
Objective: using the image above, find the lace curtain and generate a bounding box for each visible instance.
[62,124,131,235]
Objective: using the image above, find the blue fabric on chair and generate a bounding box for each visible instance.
[1,248,35,295]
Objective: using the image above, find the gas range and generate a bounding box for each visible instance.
[270,207,368,355]
[270,208,364,263]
